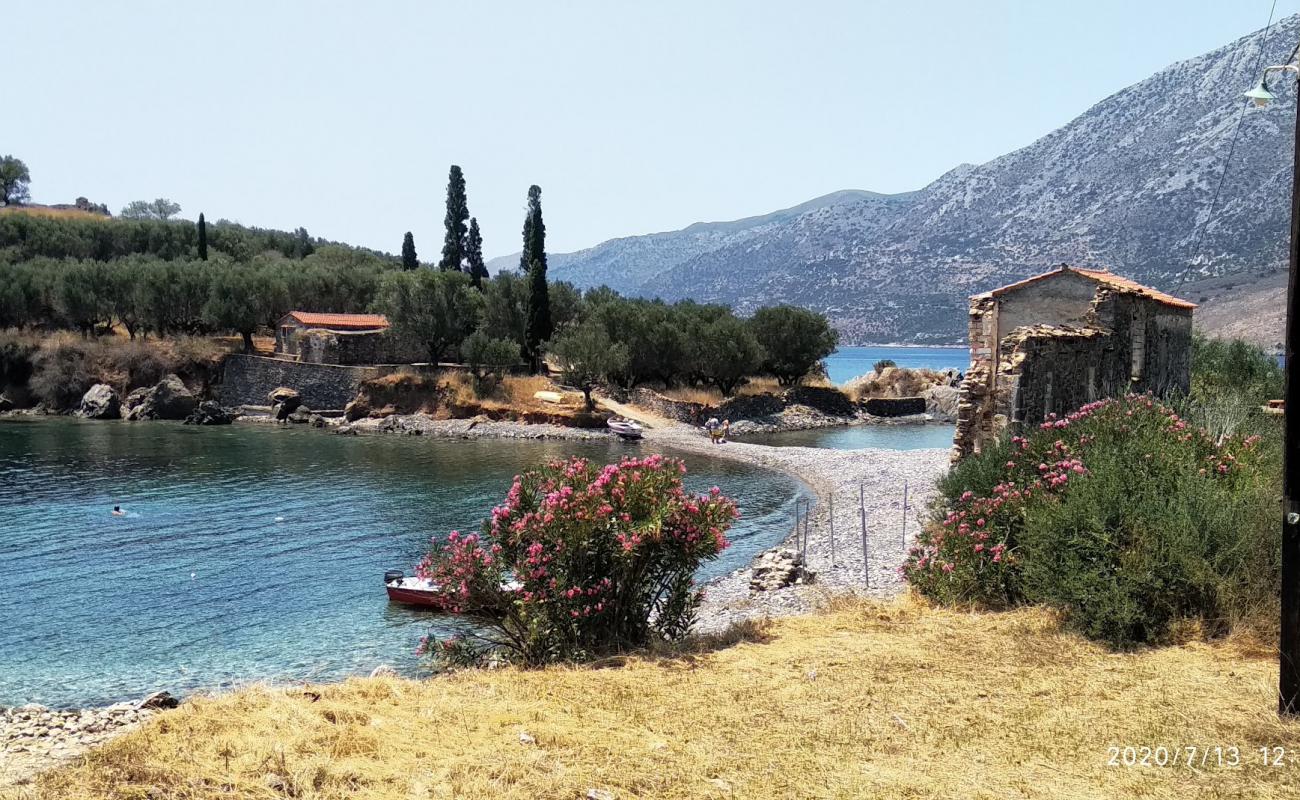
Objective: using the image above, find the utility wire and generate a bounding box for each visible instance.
[1176,0,1280,291]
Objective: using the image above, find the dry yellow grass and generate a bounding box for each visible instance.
[659,386,724,405]
[0,206,111,222]
[847,366,949,401]
[13,600,1300,800]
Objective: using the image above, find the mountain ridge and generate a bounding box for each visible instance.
[497,16,1299,344]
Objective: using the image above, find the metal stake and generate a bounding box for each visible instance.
[900,480,910,550]
[859,482,868,589]
[828,493,836,567]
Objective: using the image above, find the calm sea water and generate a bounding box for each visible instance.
[0,419,809,708]
[824,346,968,385]
[742,424,954,451]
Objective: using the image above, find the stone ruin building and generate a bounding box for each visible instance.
[952,265,1195,460]
[275,311,396,365]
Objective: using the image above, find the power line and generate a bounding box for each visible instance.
[1176,0,1281,290]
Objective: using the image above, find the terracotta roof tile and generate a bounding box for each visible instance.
[283,312,390,330]
[973,266,1196,310]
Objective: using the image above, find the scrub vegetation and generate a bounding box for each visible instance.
[909,337,1284,648]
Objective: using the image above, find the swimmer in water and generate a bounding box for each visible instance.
[112,505,126,516]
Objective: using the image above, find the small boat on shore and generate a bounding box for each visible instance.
[608,418,644,439]
[384,570,443,607]
[384,570,523,608]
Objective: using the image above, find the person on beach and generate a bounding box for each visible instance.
[112,505,126,516]
[705,417,722,444]
[720,419,731,443]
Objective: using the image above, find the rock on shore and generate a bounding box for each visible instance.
[0,693,174,788]
[77,384,121,420]
[124,374,198,421]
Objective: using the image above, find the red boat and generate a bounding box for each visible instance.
[384,570,522,608]
[384,570,445,608]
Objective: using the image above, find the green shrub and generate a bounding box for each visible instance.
[909,394,1280,648]
[873,358,896,373]
[460,330,520,393]
[415,454,738,668]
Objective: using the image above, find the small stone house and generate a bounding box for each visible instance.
[952,265,1195,460]
[275,312,392,365]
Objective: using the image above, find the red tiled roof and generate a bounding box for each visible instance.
[974,265,1197,310]
[282,311,390,330]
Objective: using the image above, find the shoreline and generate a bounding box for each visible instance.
[0,408,950,787]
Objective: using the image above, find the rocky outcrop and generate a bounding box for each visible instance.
[183,401,235,426]
[925,385,960,422]
[124,375,197,421]
[343,397,371,422]
[749,548,814,592]
[76,384,121,420]
[268,387,302,421]
[0,395,13,413]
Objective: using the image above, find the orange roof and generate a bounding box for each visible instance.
[283,311,390,330]
[975,265,1196,310]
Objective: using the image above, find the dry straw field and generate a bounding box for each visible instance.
[11,599,1300,799]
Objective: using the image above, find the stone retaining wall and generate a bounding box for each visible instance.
[218,355,379,410]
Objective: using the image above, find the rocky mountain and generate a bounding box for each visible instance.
[498,16,1298,344]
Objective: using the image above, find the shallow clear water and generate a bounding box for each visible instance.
[741,424,955,451]
[824,346,968,385]
[0,419,809,707]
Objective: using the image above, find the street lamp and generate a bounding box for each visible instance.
[1246,57,1300,717]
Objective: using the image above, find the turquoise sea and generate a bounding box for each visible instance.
[0,419,809,708]
[823,345,968,385]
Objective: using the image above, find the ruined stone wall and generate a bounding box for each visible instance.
[297,329,392,365]
[951,296,998,460]
[993,271,1099,340]
[952,287,1192,460]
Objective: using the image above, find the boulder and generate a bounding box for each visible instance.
[308,413,327,428]
[269,387,302,421]
[0,394,14,412]
[749,548,813,592]
[925,385,961,422]
[343,397,371,422]
[135,691,178,710]
[123,387,150,416]
[77,384,121,420]
[125,375,197,421]
[286,407,312,424]
[184,400,235,426]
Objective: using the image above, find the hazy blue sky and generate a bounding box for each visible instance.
[9,1,1300,258]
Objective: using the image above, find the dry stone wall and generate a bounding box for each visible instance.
[218,355,379,410]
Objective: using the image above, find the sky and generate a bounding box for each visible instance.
[8,1,1300,259]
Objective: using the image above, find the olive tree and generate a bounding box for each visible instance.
[0,156,31,206]
[375,269,482,362]
[548,321,629,410]
[749,305,839,386]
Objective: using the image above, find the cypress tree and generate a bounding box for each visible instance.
[439,165,469,271]
[401,231,418,270]
[197,213,208,261]
[522,185,551,371]
[465,217,487,288]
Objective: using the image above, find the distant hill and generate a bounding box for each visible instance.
[1188,270,1286,350]
[502,16,1300,344]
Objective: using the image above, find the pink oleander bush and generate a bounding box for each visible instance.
[415,454,738,667]
[906,394,1281,648]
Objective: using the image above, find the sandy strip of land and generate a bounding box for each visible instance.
[599,400,951,631]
